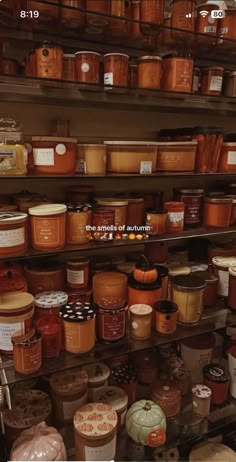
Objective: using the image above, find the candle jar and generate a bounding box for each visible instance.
[192,270,218,306]
[66,257,89,289]
[171,0,195,31]
[140,0,164,34]
[34,291,68,319]
[97,386,128,432]
[75,51,101,84]
[97,304,127,343]
[29,204,67,251]
[93,272,127,309]
[212,256,236,298]
[35,42,63,79]
[86,0,110,27]
[151,380,181,420]
[203,198,232,228]
[60,301,96,354]
[174,188,204,227]
[28,0,59,21]
[145,209,167,235]
[203,364,229,405]
[201,67,224,96]
[96,199,128,229]
[61,0,85,28]
[171,275,205,325]
[154,265,169,299]
[110,365,137,405]
[192,67,201,93]
[154,300,178,335]
[35,316,62,358]
[195,4,218,35]
[92,209,115,241]
[66,203,92,245]
[104,53,129,87]
[12,329,42,375]
[132,350,158,385]
[137,56,162,89]
[228,266,236,310]
[63,54,75,81]
[0,212,28,257]
[85,362,110,401]
[24,262,65,295]
[129,304,152,340]
[180,334,215,384]
[162,56,193,93]
[164,202,185,232]
[192,384,212,418]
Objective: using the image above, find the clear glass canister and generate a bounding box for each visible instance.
[0,118,27,175]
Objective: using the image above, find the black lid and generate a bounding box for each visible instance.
[174,127,194,136]
[67,202,92,212]
[154,300,178,313]
[154,265,169,278]
[224,133,236,142]
[146,208,167,214]
[158,129,177,137]
[193,126,224,135]
[203,364,229,383]
[129,275,162,291]
[171,274,205,290]
[60,301,97,322]
[111,365,137,384]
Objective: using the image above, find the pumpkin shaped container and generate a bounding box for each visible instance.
[125,400,166,447]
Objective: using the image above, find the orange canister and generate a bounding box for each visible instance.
[128,276,162,308]
[140,0,164,33]
[162,56,193,93]
[0,212,28,257]
[154,300,178,335]
[137,56,162,89]
[29,204,67,251]
[171,0,195,31]
[203,197,232,228]
[35,42,63,79]
[75,51,101,84]
[195,4,218,35]
[66,203,92,244]
[12,329,42,375]
[145,209,167,235]
[31,136,77,175]
[60,301,96,354]
[218,9,236,41]
[164,202,185,232]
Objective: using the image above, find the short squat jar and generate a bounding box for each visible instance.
[129,304,152,340]
[104,53,129,87]
[137,56,162,90]
[203,197,232,228]
[75,51,101,84]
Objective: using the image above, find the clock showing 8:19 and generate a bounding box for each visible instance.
[20,10,39,18]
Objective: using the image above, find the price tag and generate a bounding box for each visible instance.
[140,161,152,174]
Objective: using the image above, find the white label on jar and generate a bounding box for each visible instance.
[219,27,228,34]
[55,143,66,155]
[67,269,84,285]
[209,76,223,91]
[204,26,216,33]
[168,211,184,224]
[81,62,90,73]
[84,161,87,174]
[104,72,113,85]
[218,269,229,296]
[0,322,23,351]
[227,151,236,165]
[33,148,54,166]
[0,228,24,247]
[192,75,199,92]
[85,435,116,461]
[62,391,88,420]
[0,147,16,170]
[140,161,152,174]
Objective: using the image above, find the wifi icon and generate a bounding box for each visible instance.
[200,10,209,17]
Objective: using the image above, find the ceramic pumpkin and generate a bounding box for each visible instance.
[133,255,158,284]
[0,262,28,294]
[10,422,67,461]
[125,400,166,446]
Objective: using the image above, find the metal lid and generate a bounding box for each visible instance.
[84,362,110,384]
[154,300,178,313]
[138,55,162,62]
[97,199,128,206]
[224,195,236,204]
[171,275,205,290]
[104,53,129,58]
[192,270,218,283]
[129,304,152,316]
[212,256,236,268]
[0,212,28,224]
[75,51,101,56]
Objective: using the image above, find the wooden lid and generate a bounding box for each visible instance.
[189,443,236,461]
[4,390,52,429]
[0,292,34,313]
[212,256,236,268]
[74,403,117,438]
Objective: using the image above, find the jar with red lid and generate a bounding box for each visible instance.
[75,51,101,84]
[12,329,42,375]
[61,0,85,28]
[66,203,92,244]
[140,0,164,34]
[195,4,218,35]
[96,303,127,343]
[203,197,232,227]
[137,56,162,89]
[218,9,236,41]
[34,290,68,319]
[2,58,19,75]
[164,201,185,232]
[35,316,62,358]
[171,0,195,31]
[218,142,236,173]
[63,54,75,81]
[35,42,63,79]
[92,208,115,241]
[162,56,193,93]
[174,188,204,227]
[66,257,89,289]
[203,363,229,404]
[201,67,224,96]
[104,53,129,87]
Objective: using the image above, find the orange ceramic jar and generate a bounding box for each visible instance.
[104,53,129,87]
[86,0,110,27]
[29,204,67,251]
[140,0,164,33]
[0,212,28,256]
[61,301,96,354]
[162,56,193,93]
[171,0,195,31]
[31,136,77,175]
[75,51,101,84]
[195,4,218,35]
[137,56,162,89]
[66,203,92,244]
[218,143,236,173]
[218,10,236,41]
[201,67,224,96]
[35,42,63,79]
[61,0,85,28]
[203,197,232,228]
[28,0,59,20]
[164,202,185,232]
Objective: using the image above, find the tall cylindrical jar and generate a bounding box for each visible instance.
[66,203,92,244]
[212,256,236,298]
[171,0,195,31]
[228,266,236,310]
[35,42,63,79]
[137,56,162,89]
[140,0,164,33]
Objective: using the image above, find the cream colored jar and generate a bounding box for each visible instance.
[212,256,236,298]
[77,144,107,175]
[171,275,205,325]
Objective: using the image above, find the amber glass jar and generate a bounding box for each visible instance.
[93,271,127,309]
[66,258,89,289]
[104,53,129,87]
[75,51,101,84]
[12,329,42,375]
[66,203,92,244]
[145,209,167,235]
[129,304,152,340]
[24,51,36,77]
[61,0,85,27]
[96,199,128,229]
[171,274,205,325]
[174,188,204,226]
[63,54,75,81]
[137,56,162,89]
[110,0,126,33]
[171,0,195,31]
[195,4,218,35]
[28,0,59,20]
[140,0,164,33]
[92,209,114,241]
[203,197,232,228]
[201,67,224,96]
[162,56,193,93]
[35,42,63,79]
[151,379,181,420]
[25,262,65,295]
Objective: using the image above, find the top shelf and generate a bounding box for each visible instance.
[2,0,236,66]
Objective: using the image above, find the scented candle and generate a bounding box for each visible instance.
[35,316,62,358]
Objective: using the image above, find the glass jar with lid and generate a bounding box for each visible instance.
[174,188,204,227]
[171,274,205,325]
[66,203,92,244]
[0,118,27,176]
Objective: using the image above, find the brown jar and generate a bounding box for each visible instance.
[162,56,193,93]
[195,4,218,35]
[75,51,101,84]
[171,0,195,31]
[2,58,19,75]
[110,0,126,33]
[86,0,110,27]
[28,0,59,20]
[145,209,167,235]
[138,56,162,89]
[126,197,144,226]
[130,0,141,39]
[129,61,138,88]
[63,54,75,81]
[174,188,204,227]
[25,262,65,295]
[201,67,224,96]
[24,50,36,77]
[218,9,236,41]
[35,42,63,79]
[96,199,128,229]
[151,380,181,420]
[193,270,218,307]
[61,0,85,27]
[223,71,236,97]
[66,257,89,289]
[104,53,129,87]
[140,0,164,33]
[93,271,127,309]
[192,67,200,93]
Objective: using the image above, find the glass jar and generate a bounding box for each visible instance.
[137,56,162,89]
[140,0,164,33]
[66,203,92,244]
[203,364,229,404]
[125,197,144,226]
[192,127,224,173]
[97,303,127,342]
[110,365,137,405]
[96,199,128,229]
[171,274,205,325]
[218,143,236,173]
[78,144,107,175]
[171,0,195,31]
[35,316,62,358]
[151,379,181,420]
[192,384,212,418]
[93,271,128,309]
[75,51,101,84]
[228,266,236,310]
[61,0,85,28]
[0,212,28,256]
[12,329,42,375]
[60,301,97,354]
[35,42,63,79]
[203,197,232,227]
[24,262,65,295]
[180,333,215,383]
[66,257,89,289]
[201,67,224,96]
[92,209,114,241]
[0,117,27,176]
[2,58,19,75]
[110,0,126,34]
[174,188,204,227]
[34,290,68,319]
[24,51,36,77]
[129,304,152,340]
[63,54,75,81]
[162,56,193,93]
[195,4,218,35]
[154,300,178,335]
[164,201,185,232]
[212,256,236,298]
[104,53,129,87]
[192,67,201,93]
[193,270,218,307]
[29,204,67,250]
[145,209,168,235]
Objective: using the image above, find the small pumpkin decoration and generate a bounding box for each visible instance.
[0,262,28,294]
[125,400,166,447]
[133,255,158,284]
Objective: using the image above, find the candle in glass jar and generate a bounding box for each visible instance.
[129,304,152,340]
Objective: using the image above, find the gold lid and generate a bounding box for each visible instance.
[0,292,34,313]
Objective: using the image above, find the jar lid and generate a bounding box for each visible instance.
[60,301,97,322]
[97,199,128,206]
[0,212,28,224]
[129,304,152,316]
[116,261,136,275]
[146,208,167,214]
[171,274,206,290]
[168,263,191,277]
[203,66,224,71]
[205,196,233,204]
[128,275,162,290]
[192,270,218,284]
[138,55,162,61]
[75,51,101,56]
[93,272,127,287]
[50,368,88,395]
[29,204,67,216]
[25,260,64,274]
[124,197,144,203]
[190,443,236,462]
[192,384,212,399]
[74,403,117,438]
[174,188,205,194]
[0,292,34,313]
[229,266,236,276]
[203,364,229,383]
[154,300,178,313]
[66,257,89,266]
[97,303,128,315]
[104,53,129,58]
[67,202,92,212]
[164,201,185,208]
[181,333,215,350]
[63,54,75,58]
[31,136,77,143]
[152,379,180,399]
[212,256,236,268]
[3,390,52,429]
[97,386,128,412]
[34,291,68,308]
[84,362,110,385]
[111,365,137,384]
[224,195,236,203]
